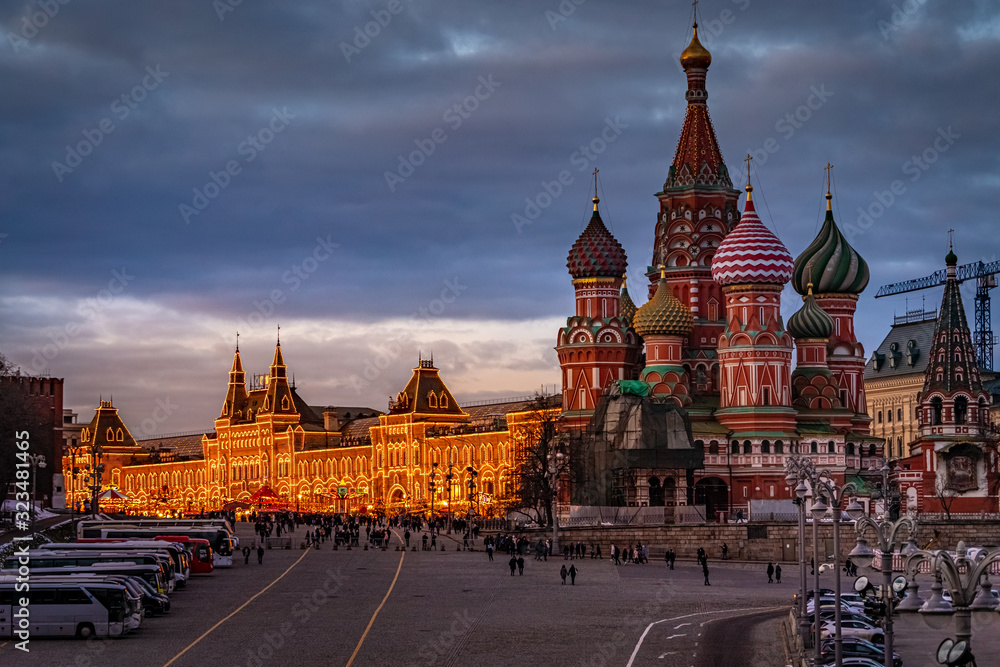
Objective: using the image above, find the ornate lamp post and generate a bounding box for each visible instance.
[784,456,816,640]
[848,510,918,667]
[811,470,862,667]
[905,542,1000,654]
[428,463,438,522]
[82,446,104,518]
[27,454,46,533]
[445,461,455,534]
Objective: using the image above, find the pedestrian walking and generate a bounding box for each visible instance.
[702,559,710,586]
[560,564,568,585]
[767,562,774,583]
[775,564,782,583]
[517,556,524,575]
[509,556,517,576]
[569,564,577,585]
[404,530,410,547]
[257,545,265,564]
[487,543,494,561]
[242,546,251,564]
[595,544,602,560]
[722,543,728,560]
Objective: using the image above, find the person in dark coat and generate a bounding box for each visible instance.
[568,564,577,585]
[702,559,710,585]
[517,556,524,575]
[767,562,775,583]
[560,564,568,585]
[775,564,782,583]
[509,556,517,576]
[257,545,265,564]
[242,546,251,564]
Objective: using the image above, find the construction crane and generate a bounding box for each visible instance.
[875,259,1000,370]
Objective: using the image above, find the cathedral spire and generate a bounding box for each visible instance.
[923,241,982,397]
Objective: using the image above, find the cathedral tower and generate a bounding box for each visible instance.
[557,192,642,429]
[651,20,741,370]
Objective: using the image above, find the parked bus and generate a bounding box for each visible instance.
[0,581,132,639]
[42,541,190,587]
[2,563,167,597]
[155,536,213,574]
[77,518,235,539]
[79,525,239,567]
[6,551,175,594]
[1,574,146,630]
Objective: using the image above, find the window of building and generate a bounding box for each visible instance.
[762,387,770,406]
[828,441,835,453]
[898,408,903,422]
[931,396,943,425]
[877,411,883,424]
[955,396,968,425]
[731,440,739,454]
[775,441,784,454]
[811,441,818,454]
[761,440,770,454]
[846,442,855,456]
[708,441,719,455]
[887,410,892,423]
[743,440,752,454]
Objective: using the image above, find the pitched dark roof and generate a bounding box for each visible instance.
[388,361,464,416]
[139,434,207,459]
[864,317,937,380]
[921,266,985,396]
[340,416,379,443]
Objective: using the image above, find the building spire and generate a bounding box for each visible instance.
[592,167,600,211]
[235,330,240,352]
[824,162,834,211]
[744,153,753,201]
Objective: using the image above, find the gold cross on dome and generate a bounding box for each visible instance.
[592,167,599,198]
[824,162,834,194]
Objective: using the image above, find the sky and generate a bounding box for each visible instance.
[2,0,999,437]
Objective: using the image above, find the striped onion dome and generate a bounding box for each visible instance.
[567,197,628,280]
[711,192,793,286]
[619,275,637,323]
[792,193,870,296]
[787,285,834,339]
[632,271,693,337]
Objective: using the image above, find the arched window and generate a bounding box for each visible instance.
[774,440,784,454]
[828,441,835,454]
[846,442,855,456]
[810,441,818,454]
[877,411,883,424]
[955,396,968,425]
[887,410,893,423]
[743,440,752,455]
[731,440,739,454]
[761,440,770,454]
[428,392,438,408]
[931,397,943,425]
[708,441,719,455]
[897,408,903,422]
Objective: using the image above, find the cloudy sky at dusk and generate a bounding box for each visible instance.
[2,0,999,436]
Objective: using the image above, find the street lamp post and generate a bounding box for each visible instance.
[428,463,437,523]
[812,471,861,667]
[27,454,47,533]
[784,456,816,641]
[466,465,478,543]
[848,512,918,667]
[905,542,1000,652]
[445,461,455,534]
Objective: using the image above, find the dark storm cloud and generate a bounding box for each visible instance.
[2,0,1000,428]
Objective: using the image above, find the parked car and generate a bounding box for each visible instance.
[820,637,901,667]
[820,618,884,644]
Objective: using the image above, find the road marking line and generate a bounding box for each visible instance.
[162,548,311,667]
[665,633,687,640]
[345,534,406,667]
[625,606,786,667]
[674,622,691,629]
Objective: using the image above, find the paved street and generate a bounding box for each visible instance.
[1,524,795,667]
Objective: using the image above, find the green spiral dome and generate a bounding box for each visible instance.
[792,197,870,296]
[787,289,834,339]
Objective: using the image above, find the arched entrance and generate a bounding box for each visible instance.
[648,477,664,506]
[694,477,728,519]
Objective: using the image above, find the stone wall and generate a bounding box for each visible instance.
[507,519,1000,563]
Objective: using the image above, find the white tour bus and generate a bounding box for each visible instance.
[0,581,132,639]
[39,542,190,588]
[5,550,175,594]
[1,563,167,597]
[77,522,238,567]
[0,574,144,631]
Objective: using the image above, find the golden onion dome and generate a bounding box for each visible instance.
[680,23,712,70]
[632,269,694,338]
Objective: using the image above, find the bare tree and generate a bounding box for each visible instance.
[935,480,959,520]
[503,396,567,527]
